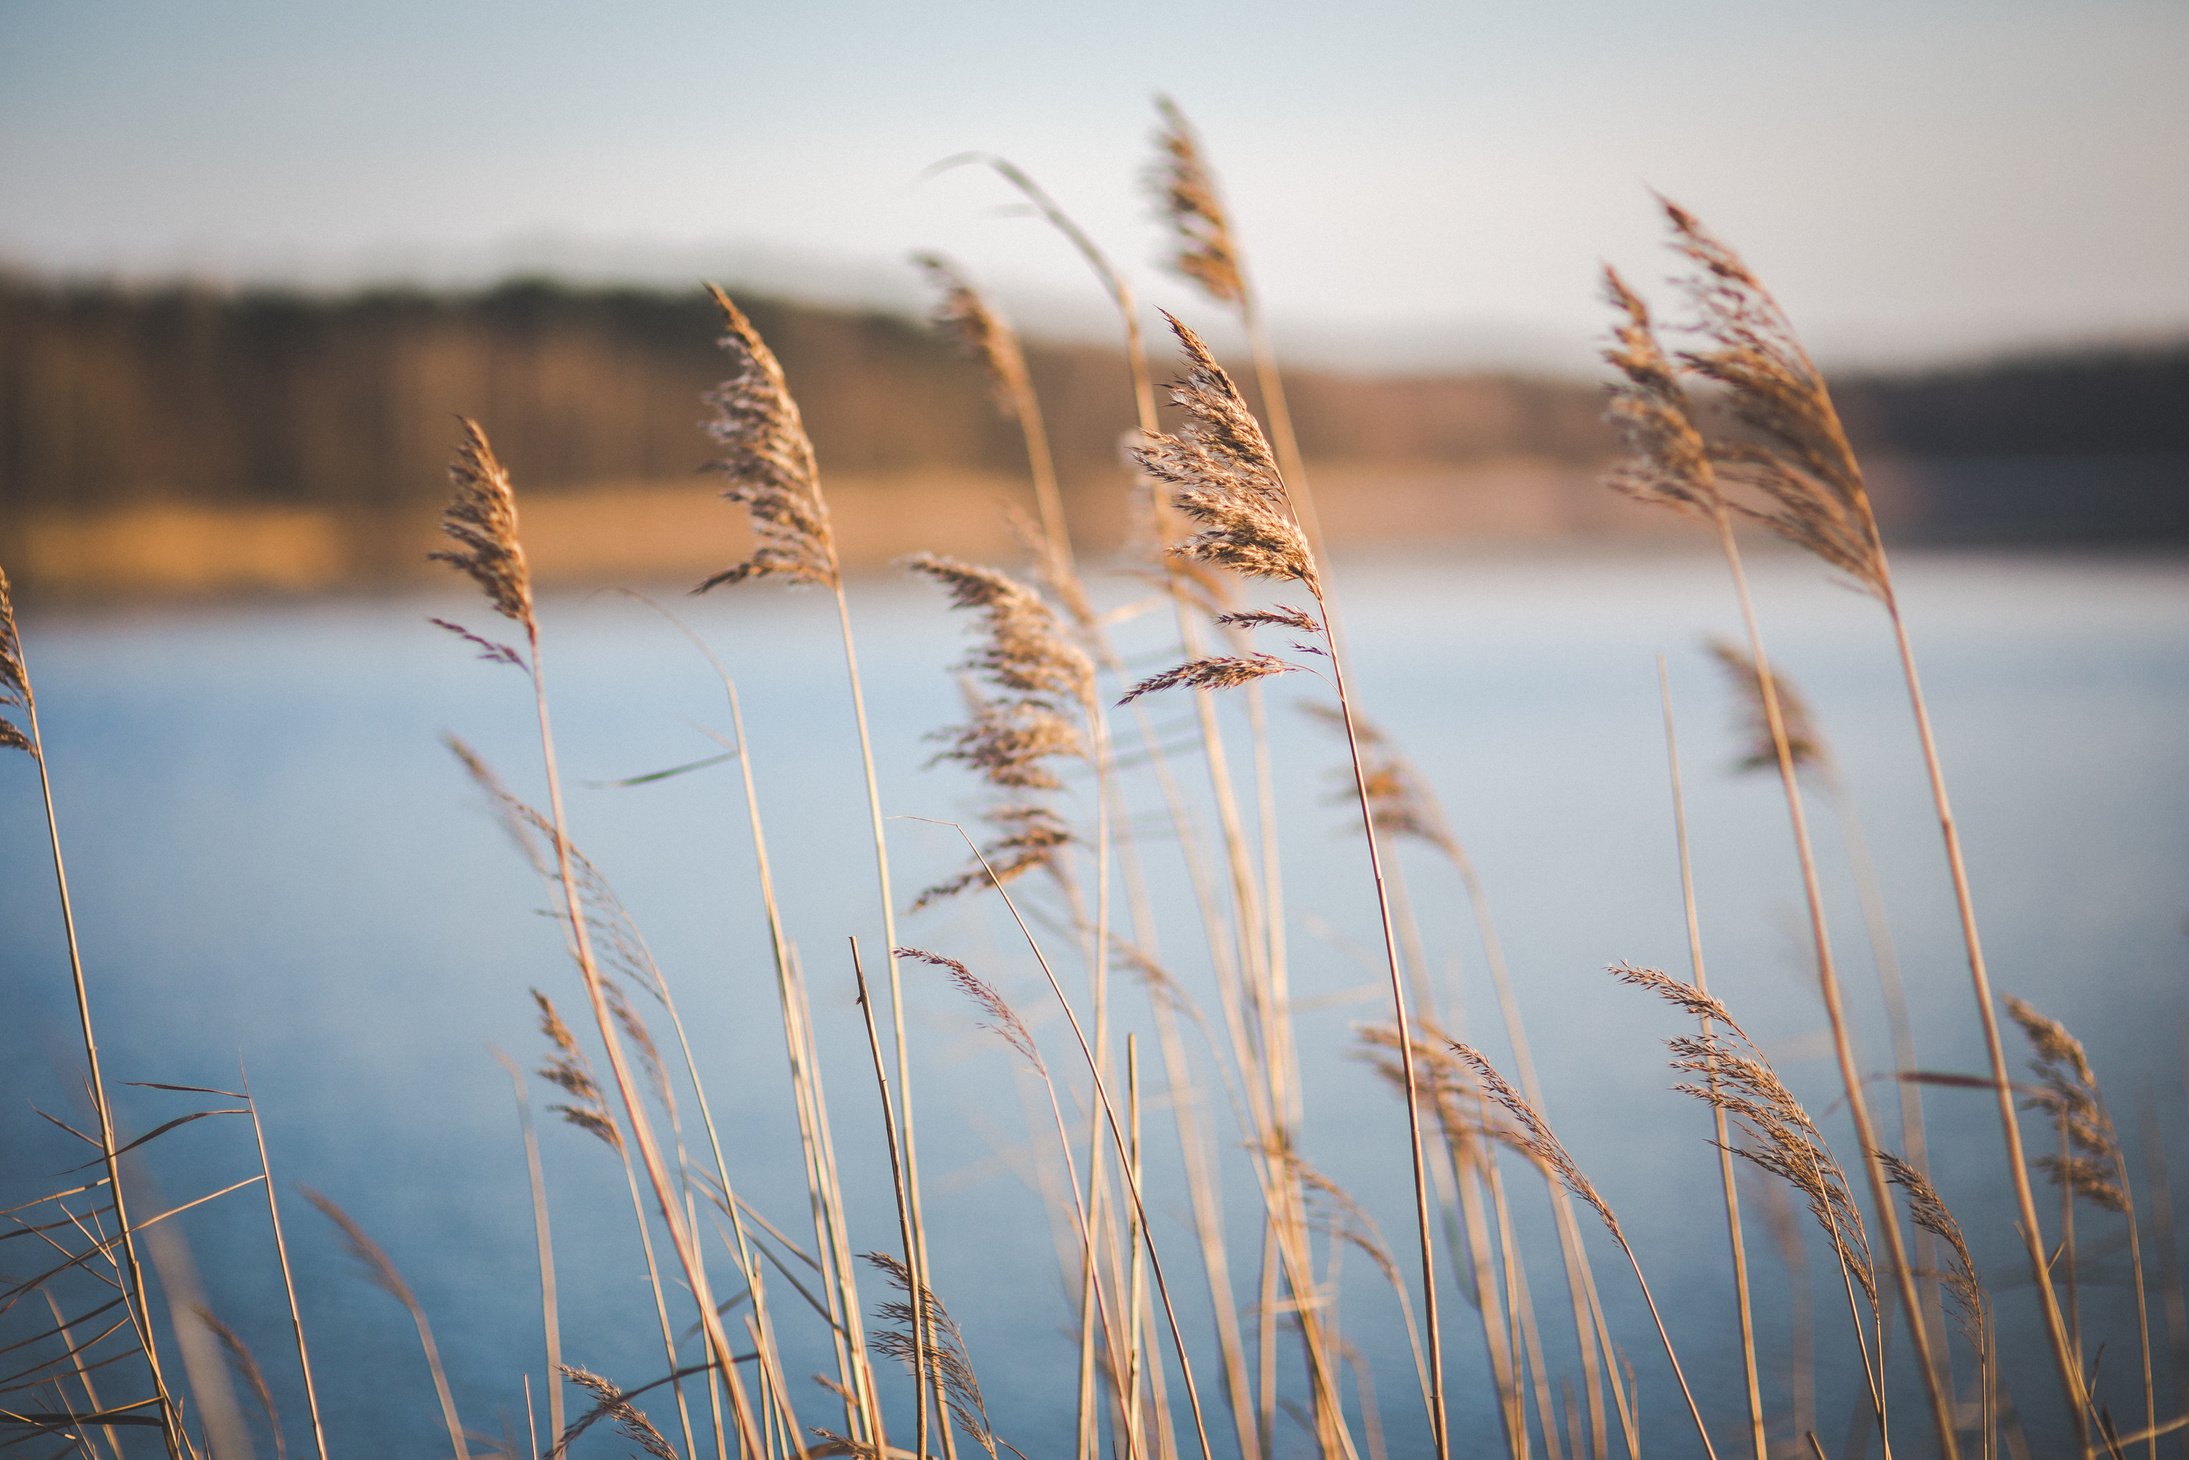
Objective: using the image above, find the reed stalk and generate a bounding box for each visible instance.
[239,1070,329,1460]
[1658,662,1769,1460]
[2,570,185,1460]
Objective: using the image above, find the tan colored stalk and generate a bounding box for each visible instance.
[1657,663,1768,1460]
[909,820,1219,1460]
[240,1071,329,1460]
[1,576,184,1460]
[850,940,935,1460]
[494,1053,564,1454]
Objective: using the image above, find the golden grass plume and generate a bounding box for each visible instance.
[696,284,839,592]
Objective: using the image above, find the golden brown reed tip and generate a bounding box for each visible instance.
[1118,652,1303,706]
[863,1251,998,1457]
[532,989,623,1153]
[1655,199,1889,598]
[0,566,33,755]
[1148,95,1246,308]
[430,418,535,630]
[2007,996,2127,1213]
[1448,1041,1623,1242]
[1135,313,1317,591]
[1703,637,1826,773]
[556,1365,679,1460]
[913,253,1033,420]
[896,946,1044,1074]
[696,283,839,593]
[1876,1151,1989,1355]
[906,553,1095,716]
[1600,265,1720,522]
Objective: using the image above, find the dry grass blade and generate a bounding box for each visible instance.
[1134,314,1316,590]
[1601,266,1720,521]
[895,947,1044,1075]
[300,1187,469,1460]
[2007,998,2127,1213]
[1119,653,1302,705]
[430,419,535,630]
[914,255,1033,420]
[1705,638,1825,772]
[1148,95,1246,307]
[0,568,32,756]
[865,1252,999,1459]
[556,1366,679,1460]
[1658,200,1888,597]
[696,283,839,592]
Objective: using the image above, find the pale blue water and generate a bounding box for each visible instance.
[3,549,2184,1458]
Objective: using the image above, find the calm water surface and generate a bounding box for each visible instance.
[3,549,2184,1457]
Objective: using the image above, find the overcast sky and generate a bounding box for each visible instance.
[3,0,2184,370]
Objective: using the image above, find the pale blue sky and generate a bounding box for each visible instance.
[2,0,2183,368]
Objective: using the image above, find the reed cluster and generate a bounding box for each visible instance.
[4,99,2181,1460]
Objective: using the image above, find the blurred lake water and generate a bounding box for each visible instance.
[2,547,2184,1457]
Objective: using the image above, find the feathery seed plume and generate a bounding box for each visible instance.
[696,284,839,592]
[896,946,1044,1074]
[1449,1042,1623,1241]
[0,568,33,755]
[912,802,1074,911]
[533,990,622,1152]
[1660,200,1889,597]
[1119,652,1303,705]
[556,1366,679,1460]
[864,1251,998,1458]
[1706,638,1825,772]
[1601,266,1721,521]
[1148,96,1246,307]
[1304,703,1460,860]
[915,254,1033,421]
[1878,1152,1989,1357]
[1134,314,1317,590]
[2007,997,2127,1212]
[431,419,535,629]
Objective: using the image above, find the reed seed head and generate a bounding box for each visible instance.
[1148,95,1246,308]
[864,1251,998,1458]
[1601,266,1721,522]
[896,946,1044,1074]
[533,989,622,1152]
[0,567,33,755]
[697,284,840,592]
[558,1366,679,1460]
[1449,1042,1623,1242]
[1135,314,1317,590]
[914,254,1033,421]
[2007,996,2127,1212]
[431,419,535,630]
[912,802,1073,911]
[1659,199,1889,598]
[906,554,1095,715]
[1606,961,1749,1040]
[1705,638,1826,773]
[1119,652,1303,706]
[1877,1151,1988,1357]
